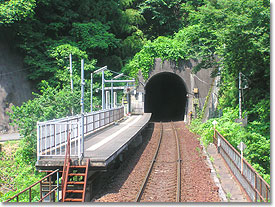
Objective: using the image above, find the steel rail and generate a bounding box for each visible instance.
[171,122,181,202]
[134,122,163,202]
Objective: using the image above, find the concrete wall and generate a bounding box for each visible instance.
[0,32,34,133]
[131,58,215,123]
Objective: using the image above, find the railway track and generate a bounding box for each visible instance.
[135,122,182,202]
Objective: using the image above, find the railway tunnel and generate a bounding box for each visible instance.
[144,72,187,122]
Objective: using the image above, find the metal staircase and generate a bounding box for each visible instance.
[62,159,89,202]
[61,132,89,202]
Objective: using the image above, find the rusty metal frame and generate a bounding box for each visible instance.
[5,169,60,202]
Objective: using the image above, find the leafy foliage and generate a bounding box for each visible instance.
[1,0,148,86]
[0,0,36,24]
[124,0,270,129]
[7,81,98,163]
[1,0,270,197]
[0,141,45,202]
[70,20,119,52]
[139,0,185,38]
[190,107,270,184]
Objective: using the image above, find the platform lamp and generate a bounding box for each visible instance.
[111,73,124,109]
[91,66,107,112]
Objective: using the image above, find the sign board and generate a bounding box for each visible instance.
[212,120,217,126]
[237,142,247,151]
[234,118,248,127]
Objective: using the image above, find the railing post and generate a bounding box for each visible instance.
[255,172,257,202]
[260,180,263,202]
[78,122,81,159]
[49,175,52,202]
[29,188,32,202]
[57,171,60,202]
[266,185,268,202]
[86,115,88,134]
[37,122,40,160]
[40,181,42,201]
[45,124,47,154]
[50,124,52,155]
[54,124,57,155]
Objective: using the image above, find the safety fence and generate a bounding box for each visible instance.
[37,107,124,160]
[213,129,270,202]
[5,169,60,202]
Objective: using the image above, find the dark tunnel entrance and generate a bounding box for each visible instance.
[145,72,187,122]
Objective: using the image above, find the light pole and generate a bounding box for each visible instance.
[80,59,85,159]
[69,54,74,115]
[90,72,93,112]
[239,72,242,119]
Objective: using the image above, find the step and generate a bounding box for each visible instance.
[41,184,57,187]
[64,198,83,202]
[67,181,85,185]
[70,165,87,169]
[68,173,85,177]
[66,189,84,193]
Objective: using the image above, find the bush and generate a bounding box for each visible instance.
[190,107,270,184]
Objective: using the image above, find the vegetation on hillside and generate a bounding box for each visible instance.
[0,140,45,202]
[190,108,270,184]
[0,0,270,199]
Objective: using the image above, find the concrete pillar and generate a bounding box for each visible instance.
[131,134,143,148]
[119,153,123,162]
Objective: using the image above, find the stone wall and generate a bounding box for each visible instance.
[0,32,34,133]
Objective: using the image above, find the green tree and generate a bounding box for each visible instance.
[0,0,36,24]
[139,0,184,38]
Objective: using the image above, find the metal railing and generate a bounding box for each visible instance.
[214,129,270,202]
[37,107,124,160]
[5,169,60,202]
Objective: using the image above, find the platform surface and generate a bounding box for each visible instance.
[36,113,151,170]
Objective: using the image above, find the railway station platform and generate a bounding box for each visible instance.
[36,113,151,171]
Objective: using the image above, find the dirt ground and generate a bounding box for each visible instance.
[93,121,220,202]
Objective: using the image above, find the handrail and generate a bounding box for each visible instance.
[215,130,270,188]
[37,106,124,160]
[38,186,59,202]
[61,131,71,202]
[214,129,270,202]
[5,169,59,202]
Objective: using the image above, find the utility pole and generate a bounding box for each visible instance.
[69,54,74,115]
[69,54,74,91]
[81,59,85,159]
[239,72,242,119]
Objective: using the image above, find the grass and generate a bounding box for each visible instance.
[0,140,45,202]
[226,192,232,202]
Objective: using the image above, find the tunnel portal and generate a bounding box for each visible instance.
[145,72,187,122]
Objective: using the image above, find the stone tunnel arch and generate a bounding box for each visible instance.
[144,72,187,121]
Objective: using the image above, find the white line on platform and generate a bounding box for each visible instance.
[86,115,142,151]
